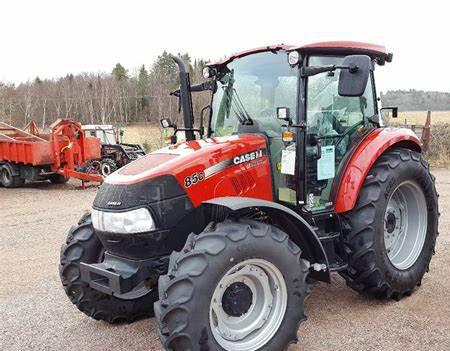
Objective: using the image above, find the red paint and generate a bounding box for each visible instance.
[297,41,387,56]
[120,153,178,175]
[334,128,421,213]
[207,42,390,68]
[108,134,274,207]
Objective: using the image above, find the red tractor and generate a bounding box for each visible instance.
[59,42,439,351]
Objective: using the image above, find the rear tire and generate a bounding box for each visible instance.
[59,213,158,323]
[1,164,25,188]
[155,219,309,351]
[341,148,439,300]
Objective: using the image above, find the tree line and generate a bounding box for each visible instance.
[1,57,449,130]
[381,90,450,111]
[0,52,209,129]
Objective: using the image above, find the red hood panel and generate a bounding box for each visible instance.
[107,134,273,206]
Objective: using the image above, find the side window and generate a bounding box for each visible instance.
[305,55,376,211]
[307,56,375,139]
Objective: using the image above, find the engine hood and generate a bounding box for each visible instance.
[106,134,273,206]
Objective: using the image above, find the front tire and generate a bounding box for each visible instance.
[155,219,309,351]
[59,213,158,323]
[341,148,439,300]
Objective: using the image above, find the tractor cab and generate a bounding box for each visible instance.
[163,42,391,212]
[82,124,119,145]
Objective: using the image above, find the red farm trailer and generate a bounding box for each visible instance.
[0,119,103,187]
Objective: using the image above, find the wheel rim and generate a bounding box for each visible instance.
[209,258,287,351]
[384,180,428,270]
[3,168,11,183]
[101,163,112,176]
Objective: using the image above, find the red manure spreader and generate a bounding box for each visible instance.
[0,119,103,187]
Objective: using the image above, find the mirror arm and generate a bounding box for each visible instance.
[380,106,399,118]
[170,80,216,96]
[301,64,359,78]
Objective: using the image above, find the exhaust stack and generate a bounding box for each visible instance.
[171,56,195,141]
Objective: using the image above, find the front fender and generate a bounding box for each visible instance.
[334,128,421,213]
[204,196,330,283]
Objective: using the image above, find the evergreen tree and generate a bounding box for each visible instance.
[137,65,149,111]
[112,63,128,81]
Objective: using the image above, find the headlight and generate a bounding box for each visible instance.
[91,208,155,234]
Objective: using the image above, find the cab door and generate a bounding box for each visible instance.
[304,55,377,211]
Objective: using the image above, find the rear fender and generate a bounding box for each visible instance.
[334,128,421,213]
[204,197,330,283]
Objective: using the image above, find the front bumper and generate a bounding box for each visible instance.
[80,252,168,296]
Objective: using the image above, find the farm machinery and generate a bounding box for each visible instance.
[0,119,103,187]
[81,124,145,177]
[59,42,439,351]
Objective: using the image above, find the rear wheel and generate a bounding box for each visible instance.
[341,148,439,299]
[1,164,25,188]
[155,219,309,351]
[59,213,158,323]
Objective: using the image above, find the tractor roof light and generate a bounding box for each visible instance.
[288,51,300,66]
[203,67,215,79]
[203,67,211,79]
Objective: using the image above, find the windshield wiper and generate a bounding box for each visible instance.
[222,87,254,125]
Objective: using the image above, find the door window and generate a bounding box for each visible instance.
[305,55,376,211]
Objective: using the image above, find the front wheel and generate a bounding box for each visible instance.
[155,219,309,351]
[59,213,158,323]
[341,148,439,300]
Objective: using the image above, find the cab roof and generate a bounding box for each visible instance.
[208,41,392,67]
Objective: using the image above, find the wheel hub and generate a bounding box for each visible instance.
[222,282,253,317]
[385,211,397,234]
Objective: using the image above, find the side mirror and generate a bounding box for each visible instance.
[380,106,398,118]
[160,117,174,129]
[338,55,371,97]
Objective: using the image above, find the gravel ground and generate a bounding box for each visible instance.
[1,170,449,351]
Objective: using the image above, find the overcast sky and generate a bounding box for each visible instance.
[0,0,448,92]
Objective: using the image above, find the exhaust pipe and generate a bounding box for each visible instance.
[171,56,195,141]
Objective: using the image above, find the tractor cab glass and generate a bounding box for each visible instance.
[210,51,299,204]
[305,55,376,211]
[210,51,297,137]
[82,125,117,145]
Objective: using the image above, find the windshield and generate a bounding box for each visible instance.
[210,51,298,137]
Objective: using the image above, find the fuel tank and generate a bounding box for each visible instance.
[106,134,273,206]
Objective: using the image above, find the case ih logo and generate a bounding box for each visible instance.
[107,201,122,206]
[233,149,265,165]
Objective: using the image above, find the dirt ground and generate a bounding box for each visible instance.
[1,170,449,351]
